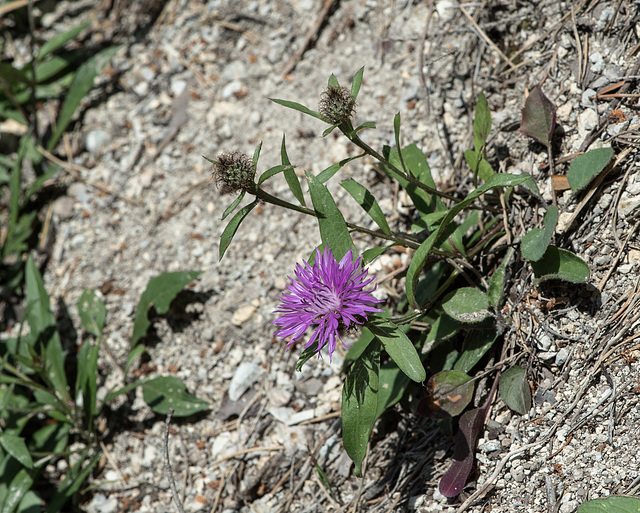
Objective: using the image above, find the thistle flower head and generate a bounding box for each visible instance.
[319,85,356,125]
[273,247,383,360]
[211,151,256,193]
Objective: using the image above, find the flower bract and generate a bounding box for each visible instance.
[273,247,383,360]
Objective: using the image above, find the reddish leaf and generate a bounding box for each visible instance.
[438,407,486,497]
[520,85,556,148]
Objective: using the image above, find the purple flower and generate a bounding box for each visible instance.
[273,247,384,360]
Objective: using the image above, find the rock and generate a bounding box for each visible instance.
[577,108,597,138]
[171,78,188,96]
[52,196,75,219]
[555,348,570,366]
[86,129,111,156]
[87,493,118,513]
[511,465,526,482]
[227,361,264,401]
[231,304,256,325]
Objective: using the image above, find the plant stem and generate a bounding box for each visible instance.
[252,187,438,252]
[339,122,458,203]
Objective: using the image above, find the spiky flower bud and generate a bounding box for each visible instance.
[211,152,256,193]
[319,85,356,125]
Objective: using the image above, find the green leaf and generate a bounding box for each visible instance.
[488,247,514,306]
[423,370,474,417]
[464,149,494,182]
[342,339,380,477]
[375,360,410,419]
[315,464,335,498]
[0,434,33,469]
[406,173,531,308]
[567,147,614,192]
[3,467,34,513]
[131,270,203,347]
[576,497,640,513]
[37,21,90,61]
[454,330,498,373]
[442,287,490,324]
[124,345,147,378]
[424,312,460,346]
[103,376,150,403]
[76,337,100,424]
[142,376,210,416]
[257,164,294,186]
[280,135,306,206]
[295,341,320,372]
[520,85,556,148]
[530,246,590,283]
[499,366,531,415]
[47,45,119,151]
[270,98,328,123]
[251,141,262,169]
[316,155,364,183]
[78,289,106,338]
[367,322,425,382]
[521,204,558,262]
[306,172,354,260]
[393,113,408,175]
[25,257,70,402]
[328,74,339,88]
[341,179,391,235]
[46,449,102,513]
[219,200,259,259]
[362,245,391,265]
[350,67,365,101]
[472,92,492,153]
[220,191,246,221]
[343,327,375,366]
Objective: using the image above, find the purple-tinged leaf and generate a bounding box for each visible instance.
[439,407,486,497]
[520,85,556,148]
[439,375,499,497]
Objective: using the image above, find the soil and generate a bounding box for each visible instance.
[2,0,640,512]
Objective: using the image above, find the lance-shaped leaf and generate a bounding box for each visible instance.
[342,339,380,476]
[142,376,210,416]
[454,329,499,374]
[520,85,556,148]
[521,204,558,262]
[368,321,426,382]
[306,172,354,260]
[473,92,492,153]
[439,406,487,497]
[280,134,306,205]
[577,497,640,513]
[376,360,410,419]
[219,200,259,259]
[270,98,328,123]
[341,178,392,235]
[350,67,365,101]
[488,247,514,306]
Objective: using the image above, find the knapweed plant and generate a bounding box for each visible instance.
[209,68,591,494]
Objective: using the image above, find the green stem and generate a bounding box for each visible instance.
[252,187,442,253]
[339,121,458,203]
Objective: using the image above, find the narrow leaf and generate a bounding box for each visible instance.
[78,289,106,338]
[376,360,410,419]
[295,341,320,372]
[454,329,498,373]
[219,200,259,259]
[47,46,119,151]
[142,376,210,416]
[368,322,425,382]
[342,340,380,476]
[131,270,203,347]
[341,179,391,235]
[316,155,364,183]
[472,92,491,153]
[221,191,246,221]
[488,247,514,306]
[499,366,531,415]
[280,134,306,206]
[439,407,487,497]
[270,98,328,122]
[306,172,354,260]
[37,21,90,60]
[520,85,556,148]
[521,204,558,262]
[530,246,590,283]
[351,67,365,100]
[567,147,614,192]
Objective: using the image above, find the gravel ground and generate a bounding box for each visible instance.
[3,0,640,512]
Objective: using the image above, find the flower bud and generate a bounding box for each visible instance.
[211,152,256,193]
[319,85,356,125]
